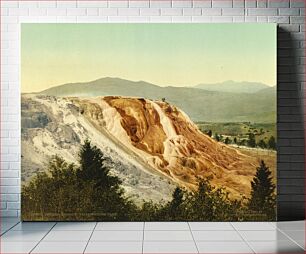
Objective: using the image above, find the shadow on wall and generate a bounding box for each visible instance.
[277,27,305,221]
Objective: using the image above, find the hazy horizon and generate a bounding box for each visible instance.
[21,23,276,93]
[23,76,276,94]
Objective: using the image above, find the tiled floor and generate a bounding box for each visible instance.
[0,218,304,253]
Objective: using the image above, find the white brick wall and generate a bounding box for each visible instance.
[0,0,305,218]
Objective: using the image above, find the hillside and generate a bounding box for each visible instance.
[40,77,276,123]
[195,80,271,93]
[21,94,271,201]
[21,94,177,204]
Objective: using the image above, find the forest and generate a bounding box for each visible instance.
[22,140,276,221]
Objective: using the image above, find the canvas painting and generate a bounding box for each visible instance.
[21,24,277,221]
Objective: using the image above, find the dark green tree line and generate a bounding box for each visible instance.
[22,141,276,221]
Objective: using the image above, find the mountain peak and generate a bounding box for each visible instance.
[91,76,126,83]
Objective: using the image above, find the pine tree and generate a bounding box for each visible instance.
[224,137,230,144]
[190,179,214,220]
[167,187,185,220]
[77,140,134,220]
[247,133,256,148]
[248,160,276,220]
[214,134,220,142]
[258,139,267,149]
[268,136,276,150]
[77,139,121,189]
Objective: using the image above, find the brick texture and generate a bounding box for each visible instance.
[0,0,305,220]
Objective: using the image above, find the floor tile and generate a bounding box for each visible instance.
[1,222,20,234]
[282,230,305,249]
[239,230,291,241]
[145,222,190,231]
[1,221,304,254]
[144,230,193,241]
[276,221,305,231]
[1,229,8,235]
[90,230,143,241]
[249,240,305,253]
[1,224,18,234]
[192,230,243,241]
[32,241,87,253]
[42,230,92,242]
[189,222,234,231]
[0,241,37,253]
[96,222,144,231]
[52,222,96,231]
[231,222,276,231]
[283,230,305,241]
[296,241,305,250]
[85,241,143,253]
[1,221,20,228]
[143,241,198,253]
[12,222,55,231]
[197,241,253,253]
[1,230,47,242]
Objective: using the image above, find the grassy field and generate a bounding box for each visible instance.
[196,122,276,147]
[237,146,276,182]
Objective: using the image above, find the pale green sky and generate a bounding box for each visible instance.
[21,23,276,92]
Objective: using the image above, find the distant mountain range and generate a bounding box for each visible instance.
[195,80,271,93]
[39,77,276,123]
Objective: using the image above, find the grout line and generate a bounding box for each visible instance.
[29,222,57,254]
[187,222,200,254]
[276,227,305,251]
[141,221,145,254]
[229,222,256,254]
[269,222,277,229]
[0,220,20,236]
[229,222,238,231]
[83,222,97,254]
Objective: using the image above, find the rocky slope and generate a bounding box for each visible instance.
[22,94,260,202]
[21,94,176,205]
